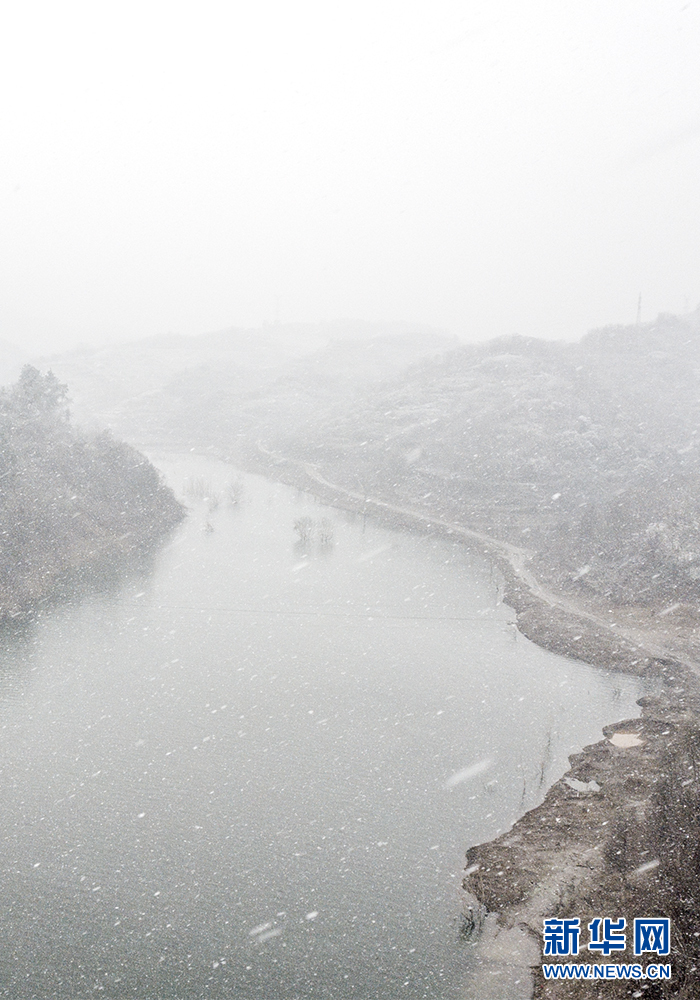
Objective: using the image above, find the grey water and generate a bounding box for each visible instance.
[0,455,649,999]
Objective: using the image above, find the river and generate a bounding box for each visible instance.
[0,454,650,999]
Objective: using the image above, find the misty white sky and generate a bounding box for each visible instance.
[1,0,699,352]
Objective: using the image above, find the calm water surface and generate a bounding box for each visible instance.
[0,455,649,998]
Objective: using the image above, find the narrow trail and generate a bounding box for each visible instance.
[259,443,700,677]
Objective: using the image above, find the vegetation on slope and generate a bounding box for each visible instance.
[265,311,700,608]
[0,365,183,619]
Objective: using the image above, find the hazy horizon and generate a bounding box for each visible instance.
[2,1,699,355]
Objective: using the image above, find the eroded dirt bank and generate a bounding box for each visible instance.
[463,681,700,999]
[245,446,700,999]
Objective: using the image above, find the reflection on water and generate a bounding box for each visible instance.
[0,455,650,998]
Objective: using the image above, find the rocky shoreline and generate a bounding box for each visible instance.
[462,683,700,998]
[462,539,700,997]
[242,446,700,999]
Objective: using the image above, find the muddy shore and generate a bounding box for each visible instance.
[242,447,700,999]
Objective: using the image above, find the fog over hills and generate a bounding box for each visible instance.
[34,322,454,439]
[27,309,700,608]
[272,309,700,607]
